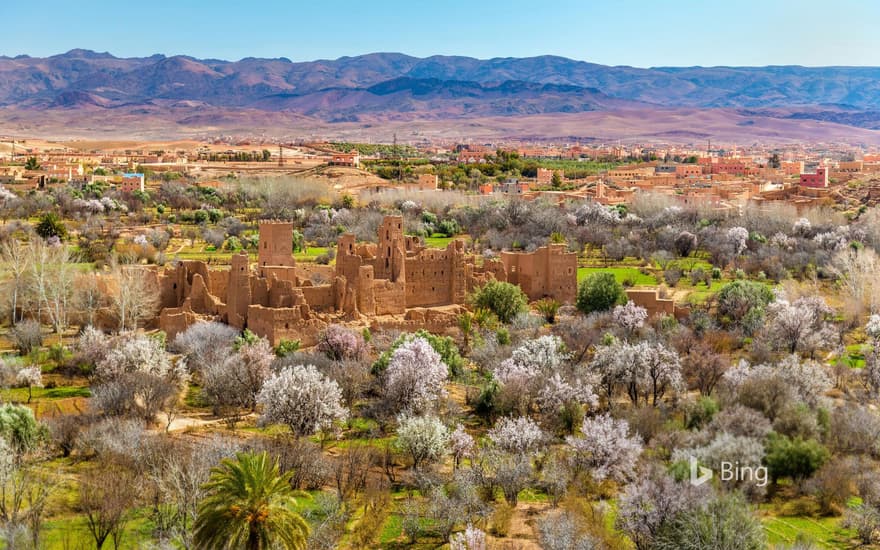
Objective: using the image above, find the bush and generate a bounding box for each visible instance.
[535,298,561,324]
[470,281,528,323]
[576,272,625,314]
[274,339,301,357]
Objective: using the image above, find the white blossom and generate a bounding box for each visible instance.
[613,301,648,334]
[449,524,487,550]
[727,226,749,255]
[95,333,174,381]
[257,364,347,437]
[793,217,812,236]
[537,373,598,412]
[384,337,448,413]
[395,414,449,470]
[449,424,475,467]
[765,292,834,354]
[488,416,546,455]
[566,414,643,482]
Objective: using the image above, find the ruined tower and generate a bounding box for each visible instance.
[375,215,405,282]
[258,220,295,269]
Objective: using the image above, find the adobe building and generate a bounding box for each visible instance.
[156,215,577,344]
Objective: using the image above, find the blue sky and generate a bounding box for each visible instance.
[3,0,879,67]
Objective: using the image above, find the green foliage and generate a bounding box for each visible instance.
[0,404,46,456]
[470,280,528,323]
[194,451,310,550]
[495,327,511,346]
[576,272,625,314]
[24,156,40,170]
[371,330,465,377]
[715,280,774,335]
[223,236,243,251]
[233,329,260,351]
[764,434,830,483]
[274,339,301,357]
[35,212,67,240]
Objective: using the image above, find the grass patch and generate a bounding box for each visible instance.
[577,267,657,286]
[762,514,855,548]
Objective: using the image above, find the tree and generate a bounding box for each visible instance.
[110,264,159,332]
[715,280,774,335]
[674,231,698,257]
[24,157,39,171]
[576,272,624,314]
[449,425,475,471]
[395,415,448,471]
[727,226,749,256]
[80,462,136,550]
[315,324,368,361]
[487,416,546,455]
[765,293,834,355]
[194,451,310,550]
[551,172,563,188]
[566,413,643,483]
[0,405,45,458]
[171,321,239,374]
[0,239,30,324]
[764,434,829,485]
[449,524,487,550]
[537,510,600,550]
[612,300,648,336]
[653,493,766,550]
[34,212,66,240]
[470,281,528,323]
[616,469,706,550]
[8,320,42,355]
[383,337,448,413]
[589,341,683,407]
[257,365,347,438]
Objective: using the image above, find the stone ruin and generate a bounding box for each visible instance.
[156,215,577,345]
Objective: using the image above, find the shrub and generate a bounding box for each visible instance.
[576,272,625,314]
[274,339,301,357]
[534,298,561,324]
[470,281,528,323]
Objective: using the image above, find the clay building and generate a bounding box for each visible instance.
[156,215,577,344]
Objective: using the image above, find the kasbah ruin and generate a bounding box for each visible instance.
[153,215,583,345]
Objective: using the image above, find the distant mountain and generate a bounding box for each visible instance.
[3,49,880,138]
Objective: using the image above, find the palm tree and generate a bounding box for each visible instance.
[194,451,309,550]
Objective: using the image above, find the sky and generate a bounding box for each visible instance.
[3,0,880,67]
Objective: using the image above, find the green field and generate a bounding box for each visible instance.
[577,266,657,286]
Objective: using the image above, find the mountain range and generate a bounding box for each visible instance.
[3,49,880,141]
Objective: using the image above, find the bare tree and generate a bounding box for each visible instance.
[79,462,136,550]
[109,263,158,332]
[0,239,30,324]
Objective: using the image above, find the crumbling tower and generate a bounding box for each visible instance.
[375,215,406,282]
[258,220,295,269]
